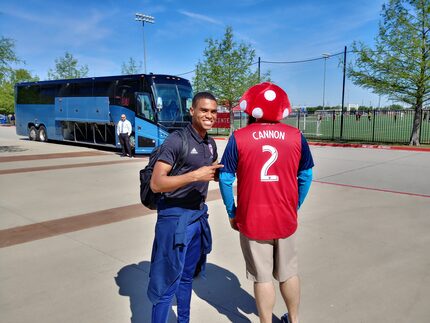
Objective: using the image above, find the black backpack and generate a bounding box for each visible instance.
[139,130,188,209]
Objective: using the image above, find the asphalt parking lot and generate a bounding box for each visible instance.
[1,125,429,323]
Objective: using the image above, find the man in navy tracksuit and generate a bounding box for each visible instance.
[148,92,223,323]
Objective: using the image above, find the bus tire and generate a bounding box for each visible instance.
[29,126,37,141]
[37,126,48,142]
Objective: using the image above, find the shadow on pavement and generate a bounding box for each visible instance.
[115,261,176,323]
[0,145,28,152]
[193,262,258,322]
[193,263,280,322]
[115,261,280,322]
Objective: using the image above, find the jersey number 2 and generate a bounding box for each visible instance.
[260,145,279,182]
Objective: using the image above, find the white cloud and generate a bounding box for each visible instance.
[71,10,112,39]
[1,5,116,47]
[178,10,223,26]
[234,31,258,46]
[1,7,55,24]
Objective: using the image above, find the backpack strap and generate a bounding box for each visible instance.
[170,129,189,176]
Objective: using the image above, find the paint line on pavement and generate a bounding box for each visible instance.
[309,142,430,152]
[0,151,111,163]
[3,179,427,249]
[314,180,430,198]
[0,158,144,175]
[0,189,223,248]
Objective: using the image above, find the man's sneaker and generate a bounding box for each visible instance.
[281,313,290,323]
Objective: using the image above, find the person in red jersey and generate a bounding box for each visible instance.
[219,82,314,323]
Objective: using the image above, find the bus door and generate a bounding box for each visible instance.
[134,92,168,154]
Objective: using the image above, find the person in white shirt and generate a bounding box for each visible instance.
[117,114,133,157]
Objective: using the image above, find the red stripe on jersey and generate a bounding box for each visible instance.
[234,123,302,240]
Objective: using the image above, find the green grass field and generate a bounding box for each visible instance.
[284,112,430,144]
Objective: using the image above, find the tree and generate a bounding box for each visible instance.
[0,37,37,114]
[121,57,142,74]
[0,81,14,114]
[47,52,89,80]
[348,0,430,145]
[0,36,21,82]
[388,103,405,110]
[0,68,39,114]
[193,26,270,133]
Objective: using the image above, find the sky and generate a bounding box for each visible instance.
[0,0,392,107]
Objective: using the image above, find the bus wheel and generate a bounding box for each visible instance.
[29,126,37,141]
[37,126,48,142]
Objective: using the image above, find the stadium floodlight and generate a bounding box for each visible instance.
[322,53,330,110]
[135,13,155,74]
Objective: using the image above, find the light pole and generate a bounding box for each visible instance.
[135,13,155,74]
[322,53,330,110]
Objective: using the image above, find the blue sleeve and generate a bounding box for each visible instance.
[297,168,312,209]
[219,172,237,218]
[220,134,238,173]
[298,134,314,171]
[219,134,238,218]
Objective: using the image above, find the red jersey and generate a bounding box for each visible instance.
[233,123,302,239]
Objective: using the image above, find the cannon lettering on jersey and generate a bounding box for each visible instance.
[252,130,286,141]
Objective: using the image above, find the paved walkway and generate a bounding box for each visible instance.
[1,126,429,323]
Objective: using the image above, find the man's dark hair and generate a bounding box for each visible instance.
[192,91,217,107]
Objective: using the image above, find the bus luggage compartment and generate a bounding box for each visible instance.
[55,97,110,123]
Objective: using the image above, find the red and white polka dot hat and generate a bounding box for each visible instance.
[239,82,291,122]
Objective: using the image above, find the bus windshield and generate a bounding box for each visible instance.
[155,83,192,123]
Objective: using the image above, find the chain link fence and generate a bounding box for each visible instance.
[284,109,430,144]
[210,109,430,145]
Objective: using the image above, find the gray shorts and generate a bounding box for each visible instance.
[239,232,298,283]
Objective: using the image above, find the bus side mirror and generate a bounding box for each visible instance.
[156,97,163,111]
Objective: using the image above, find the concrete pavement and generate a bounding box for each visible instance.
[1,125,429,323]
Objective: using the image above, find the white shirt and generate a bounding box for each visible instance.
[117,119,132,136]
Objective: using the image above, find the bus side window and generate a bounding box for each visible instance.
[137,93,154,121]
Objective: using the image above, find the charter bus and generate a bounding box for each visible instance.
[15,74,193,154]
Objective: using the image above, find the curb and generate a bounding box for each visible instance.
[309,142,430,152]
